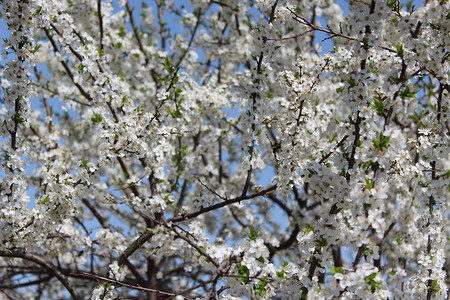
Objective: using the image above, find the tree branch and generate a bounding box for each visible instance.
[169,185,277,222]
[70,272,181,298]
[0,250,81,300]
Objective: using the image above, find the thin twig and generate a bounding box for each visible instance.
[70,273,182,298]
[168,224,220,268]
[264,29,314,41]
[286,7,396,53]
[126,0,149,65]
[0,288,14,300]
[44,29,93,102]
[174,8,202,70]
[195,177,227,201]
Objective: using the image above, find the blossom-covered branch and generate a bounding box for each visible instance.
[0,0,448,299]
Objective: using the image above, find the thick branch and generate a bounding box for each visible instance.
[117,230,154,266]
[170,185,277,222]
[97,0,104,50]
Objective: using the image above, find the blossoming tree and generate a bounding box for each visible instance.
[0,0,448,299]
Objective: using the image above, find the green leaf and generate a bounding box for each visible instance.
[118,26,126,37]
[387,0,396,9]
[38,195,50,205]
[340,166,347,177]
[307,168,318,175]
[238,264,250,284]
[91,112,103,124]
[359,160,374,170]
[373,132,390,151]
[31,44,41,53]
[329,266,343,274]
[246,225,260,241]
[429,23,438,29]
[81,158,88,167]
[302,224,314,233]
[365,272,381,293]
[12,112,25,125]
[395,44,404,57]
[300,286,308,299]
[276,270,285,278]
[418,181,428,188]
[428,279,440,291]
[162,57,174,73]
[34,7,43,16]
[347,77,356,89]
[315,238,327,247]
[255,277,268,296]
[362,37,370,49]
[373,98,384,116]
[399,86,418,99]
[365,178,373,190]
